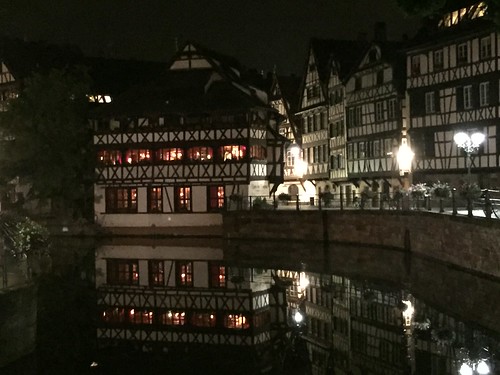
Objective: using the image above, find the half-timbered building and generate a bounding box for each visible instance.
[269,72,316,202]
[95,238,278,372]
[296,39,369,201]
[406,1,500,186]
[91,42,285,232]
[345,35,407,202]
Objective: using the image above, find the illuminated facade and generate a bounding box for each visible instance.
[91,42,285,232]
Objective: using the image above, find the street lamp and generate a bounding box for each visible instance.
[454,131,485,182]
[459,359,490,375]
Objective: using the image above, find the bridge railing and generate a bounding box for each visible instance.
[225,189,500,219]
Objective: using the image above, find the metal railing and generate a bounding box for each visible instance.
[225,189,500,219]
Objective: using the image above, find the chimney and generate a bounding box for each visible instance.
[374,22,387,42]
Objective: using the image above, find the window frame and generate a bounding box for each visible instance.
[147,186,163,213]
[176,260,194,287]
[148,260,164,287]
[105,187,138,213]
[106,259,139,285]
[479,81,490,106]
[174,186,192,213]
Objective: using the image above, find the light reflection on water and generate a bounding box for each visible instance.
[3,238,499,375]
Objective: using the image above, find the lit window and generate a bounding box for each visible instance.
[187,146,213,161]
[221,145,246,161]
[209,263,226,288]
[156,148,183,162]
[224,314,249,329]
[105,187,137,213]
[98,150,122,165]
[149,260,164,286]
[161,310,186,326]
[128,309,154,324]
[148,187,163,213]
[176,261,193,287]
[125,149,152,164]
[174,186,191,212]
[106,259,139,285]
[191,312,216,327]
[208,186,225,211]
[101,308,126,323]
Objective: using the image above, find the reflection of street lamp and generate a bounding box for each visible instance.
[454,131,485,182]
[459,359,490,375]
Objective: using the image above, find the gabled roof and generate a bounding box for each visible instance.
[269,73,301,113]
[92,42,272,118]
[309,38,370,83]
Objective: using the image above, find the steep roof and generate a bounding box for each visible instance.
[92,42,272,118]
[309,38,370,83]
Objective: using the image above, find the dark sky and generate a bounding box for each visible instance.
[0,0,422,75]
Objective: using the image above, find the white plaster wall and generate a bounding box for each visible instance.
[194,261,209,288]
[192,185,206,212]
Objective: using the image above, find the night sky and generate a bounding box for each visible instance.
[0,0,422,74]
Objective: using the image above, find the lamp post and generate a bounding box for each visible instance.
[458,359,491,375]
[453,131,485,183]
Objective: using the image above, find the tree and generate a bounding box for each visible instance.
[396,0,446,17]
[0,67,94,220]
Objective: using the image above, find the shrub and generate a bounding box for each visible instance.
[409,183,428,199]
[278,193,291,201]
[431,181,451,198]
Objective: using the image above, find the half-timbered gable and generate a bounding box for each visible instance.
[345,41,406,198]
[406,1,500,185]
[92,42,284,231]
[297,39,368,197]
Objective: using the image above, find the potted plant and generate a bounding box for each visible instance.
[460,182,482,217]
[277,192,292,205]
[431,181,451,213]
[409,183,428,210]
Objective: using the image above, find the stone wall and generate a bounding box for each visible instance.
[224,210,500,279]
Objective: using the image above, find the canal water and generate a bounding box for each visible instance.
[2,237,499,375]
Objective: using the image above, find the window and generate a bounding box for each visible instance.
[221,145,246,161]
[463,85,472,109]
[375,101,384,122]
[224,313,250,329]
[209,263,226,288]
[354,77,361,90]
[125,149,151,164]
[149,260,164,286]
[307,85,319,99]
[128,309,153,324]
[347,106,362,127]
[148,187,162,213]
[480,81,490,106]
[160,310,186,326]
[434,49,444,70]
[105,187,137,213]
[480,36,492,59]
[156,148,183,162]
[187,146,213,161]
[250,145,266,160]
[425,92,437,113]
[191,312,216,327]
[102,307,127,323]
[457,43,468,64]
[388,98,397,119]
[376,70,384,85]
[208,186,225,211]
[98,150,122,165]
[174,186,191,212]
[176,261,193,287]
[107,259,139,285]
[411,55,420,75]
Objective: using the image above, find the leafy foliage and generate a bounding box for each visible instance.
[409,183,429,198]
[431,181,451,198]
[460,182,482,200]
[0,67,94,219]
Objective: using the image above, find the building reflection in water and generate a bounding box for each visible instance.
[94,238,499,375]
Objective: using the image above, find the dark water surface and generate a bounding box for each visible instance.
[2,238,499,375]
